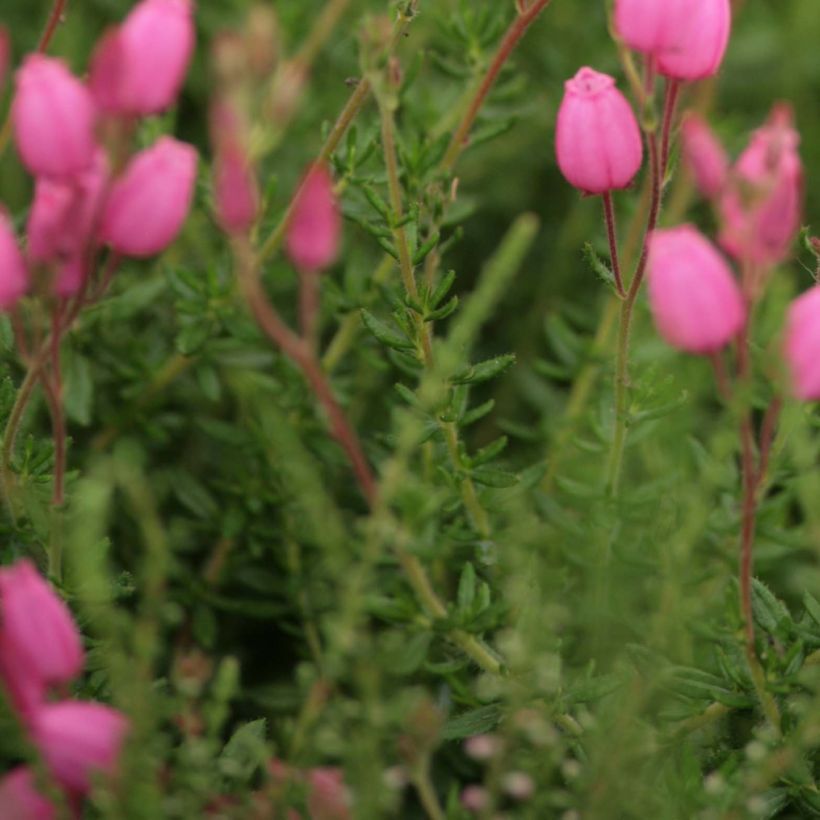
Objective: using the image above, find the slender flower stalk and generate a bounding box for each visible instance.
[602,193,626,299]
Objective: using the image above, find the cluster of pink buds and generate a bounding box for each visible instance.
[0,560,129,816]
[655,103,816,402]
[0,0,197,312]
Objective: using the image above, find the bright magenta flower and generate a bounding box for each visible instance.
[31,702,129,795]
[647,226,745,354]
[555,67,643,195]
[681,113,729,198]
[0,767,55,820]
[100,136,198,257]
[0,211,28,311]
[0,560,84,716]
[90,0,194,115]
[718,105,802,270]
[286,165,341,274]
[12,56,97,178]
[784,286,820,401]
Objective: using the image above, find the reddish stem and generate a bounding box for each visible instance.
[37,0,68,52]
[757,396,782,489]
[234,239,377,506]
[441,0,554,171]
[601,192,626,299]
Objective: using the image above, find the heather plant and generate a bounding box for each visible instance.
[0,0,820,818]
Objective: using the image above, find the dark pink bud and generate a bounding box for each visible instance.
[31,701,129,794]
[0,560,84,716]
[286,165,341,274]
[100,136,198,257]
[555,67,643,195]
[718,104,802,267]
[306,768,351,820]
[784,286,820,401]
[0,767,55,820]
[647,226,745,355]
[656,0,731,81]
[91,0,195,115]
[12,56,96,178]
[681,113,728,198]
[0,211,29,311]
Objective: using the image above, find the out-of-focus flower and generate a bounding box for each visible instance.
[0,212,29,311]
[681,113,729,198]
[555,67,643,195]
[0,767,55,820]
[286,165,341,274]
[306,768,351,820]
[100,136,198,257]
[655,0,731,81]
[784,286,820,401]
[90,0,195,116]
[718,104,802,273]
[12,56,97,178]
[31,701,129,795]
[647,225,745,354]
[0,560,83,715]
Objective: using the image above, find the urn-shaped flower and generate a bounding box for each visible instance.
[0,213,28,311]
[681,113,729,198]
[286,165,341,274]
[555,67,643,195]
[647,226,745,354]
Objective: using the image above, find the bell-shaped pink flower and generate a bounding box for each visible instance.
[28,151,109,276]
[655,0,731,81]
[0,768,55,820]
[90,0,194,115]
[647,225,745,354]
[286,165,341,274]
[100,136,198,257]
[12,56,96,178]
[718,104,802,269]
[0,212,29,311]
[31,702,129,795]
[555,67,643,195]
[0,560,84,716]
[681,113,728,198]
[613,0,689,56]
[784,286,820,401]
[307,768,351,820]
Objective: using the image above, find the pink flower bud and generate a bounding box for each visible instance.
[0,212,29,311]
[681,113,728,198]
[306,768,351,820]
[0,560,84,716]
[286,165,341,274]
[27,152,109,295]
[91,0,195,115]
[615,0,731,80]
[555,67,643,195]
[31,701,129,794]
[12,56,96,178]
[655,0,731,81]
[0,768,55,820]
[784,286,820,401]
[718,105,802,268]
[647,226,745,354]
[614,0,689,56]
[100,136,198,258]
[214,146,259,235]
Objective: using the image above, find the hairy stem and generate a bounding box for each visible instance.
[441,0,554,172]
